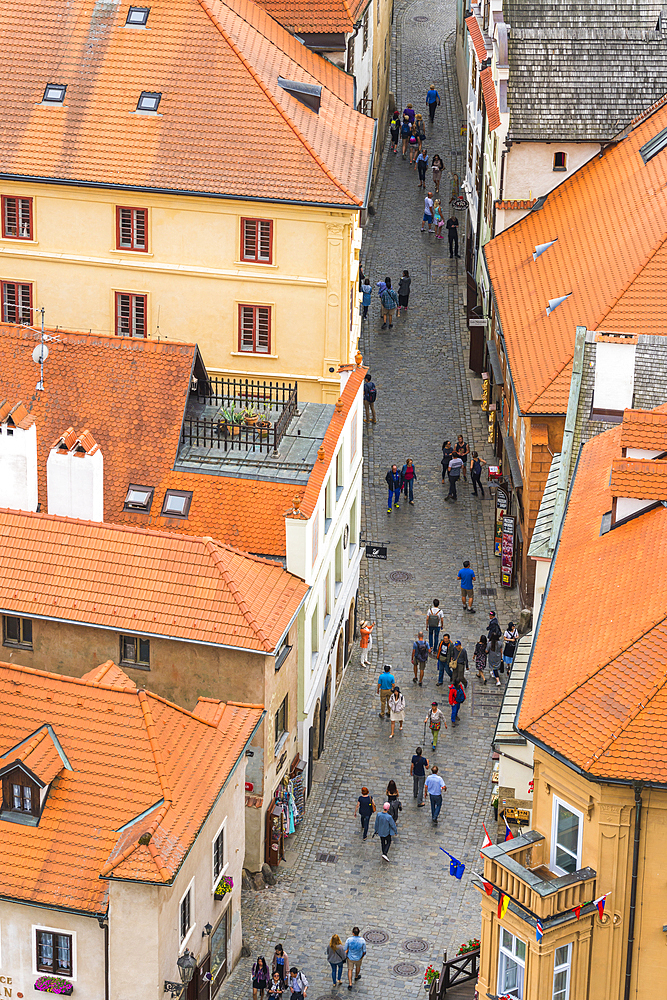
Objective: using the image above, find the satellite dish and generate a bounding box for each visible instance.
[32,344,49,364]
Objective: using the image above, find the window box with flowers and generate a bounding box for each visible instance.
[34,976,74,995]
[214,875,233,900]
[456,938,480,956]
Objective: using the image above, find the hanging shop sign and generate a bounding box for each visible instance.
[501,515,516,588]
[494,486,509,557]
[481,372,490,412]
[365,544,388,560]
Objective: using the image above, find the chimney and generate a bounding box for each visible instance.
[609,409,667,527]
[47,429,104,522]
[0,401,38,512]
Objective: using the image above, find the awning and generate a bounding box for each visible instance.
[486,339,504,386]
[497,417,524,489]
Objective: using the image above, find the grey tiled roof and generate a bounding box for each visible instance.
[504,0,662,30]
[494,632,532,745]
[508,28,667,140]
[527,454,561,560]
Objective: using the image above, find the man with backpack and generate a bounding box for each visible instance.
[412,630,430,686]
[449,681,466,725]
[425,599,444,651]
[363,373,377,424]
[487,611,502,641]
[379,277,399,330]
[435,633,452,685]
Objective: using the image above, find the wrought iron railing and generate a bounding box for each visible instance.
[183,378,298,454]
[192,376,297,408]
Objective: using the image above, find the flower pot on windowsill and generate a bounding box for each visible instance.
[214,875,234,899]
[34,976,74,995]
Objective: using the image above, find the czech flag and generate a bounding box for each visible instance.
[504,816,514,842]
[481,823,492,855]
[536,919,543,942]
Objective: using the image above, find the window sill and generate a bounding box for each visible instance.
[552,167,567,172]
[109,248,154,256]
[3,641,33,651]
[335,486,343,501]
[334,581,342,598]
[119,661,150,671]
[0,810,38,826]
[0,238,38,245]
[230,351,279,359]
[180,924,197,952]
[349,543,357,560]
[234,260,278,269]
[274,731,289,758]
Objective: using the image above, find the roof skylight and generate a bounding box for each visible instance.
[640,124,667,164]
[161,490,192,518]
[126,6,150,25]
[43,84,66,105]
[137,91,161,112]
[277,77,322,114]
[124,485,154,511]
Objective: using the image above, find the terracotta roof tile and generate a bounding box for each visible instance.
[480,67,500,131]
[0,661,262,910]
[621,409,667,451]
[465,14,488,62]
[251,0,365,34]
[0,0,373,207]
[610,457,667,498]
[0,509,308,650]
[483,102,667,413]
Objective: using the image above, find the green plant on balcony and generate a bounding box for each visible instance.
[456,938,480,956]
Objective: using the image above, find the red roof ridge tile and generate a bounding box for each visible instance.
[629,91,667,128]
[226,699,266,709]
[198,0,364,207]
[136,690,173,805]
[202,538,273,651]
[0,323,198,353]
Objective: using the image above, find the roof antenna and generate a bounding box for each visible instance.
[545,292,572,316]
[31,307,61,391]
[533,238,558,261]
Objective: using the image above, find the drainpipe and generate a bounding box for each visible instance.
[623,783,643,1000]
[98,914,110,1000]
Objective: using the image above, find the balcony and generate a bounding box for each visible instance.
[183,376,298,455]
[480,831,597,920]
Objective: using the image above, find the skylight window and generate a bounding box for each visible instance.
[137,91,161,112]
[640,124,667,164]
[126,6,150,25]
[43,84,66,105]
[161,490,192,518]
[124,484,154,511]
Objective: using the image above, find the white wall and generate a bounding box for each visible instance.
[532,557,550,625]
[47,446,104,522]
[0,423,38,512]
[504,142,600,202]
[498,745,534,802]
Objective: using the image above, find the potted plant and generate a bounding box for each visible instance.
[456,938,480,956]
[258,403,272,429]
[243,405,259,426]
[221,407,243,435]
[34,976,74,995]
[214,875,234,899]
[423,966,439,991]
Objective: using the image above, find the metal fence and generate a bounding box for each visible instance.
[192,376,297,408]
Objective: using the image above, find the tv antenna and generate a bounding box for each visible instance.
[30,307,61,391]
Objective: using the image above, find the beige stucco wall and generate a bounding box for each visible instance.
[503,142,600,203]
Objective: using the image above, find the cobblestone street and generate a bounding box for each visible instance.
[221,2,521,997]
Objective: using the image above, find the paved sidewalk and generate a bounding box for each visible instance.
[219,3,520,999]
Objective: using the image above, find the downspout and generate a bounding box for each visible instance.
[624,783,643,1000]
[98,915,110,1000]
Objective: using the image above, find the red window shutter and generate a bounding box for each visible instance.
[243,219,257,260]
[133,294,147,337]
[116,292,131,335]
[256,307,270,352]
[117,207,147,250]
[18,199,31,239]
[240,306,255,351]
[258,220,272,262]
[2,282,31,323]
[3,198,17,238]
[134,209,147,250]
[118,208,133,248]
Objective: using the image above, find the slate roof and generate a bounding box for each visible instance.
[527,453,561,560]
[504,0,662,31]
[507,27,667,141]
[494,631,532,746]
[0,660,262,911]
[0,0,374,207]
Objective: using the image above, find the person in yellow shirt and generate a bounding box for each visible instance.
[359,620,375,666]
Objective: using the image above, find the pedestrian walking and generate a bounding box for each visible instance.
[424,765,446,823]
[446,214,460,257]
[487,611,502,641]
[327,935,347,985]
[433,199,444,238]
[386,464,401,512]
[401,459,416,504]
[445,453,463,500]
[449,641,469,687]
[426,599,444,651]
[386,779,402,823]
[471,451,486,496]
[344,928,367,988]
[359,619,375,664]
[455,435,469,481]
[390,112,401,153]
[449,680,466,725]
[253,957,271,1000]
[457,560,476,612]
[379,278,398,329]
[425,701,447,748]
[426,85,441,122]
[373,803,398,861]
[409,122,419,164]
[441,439,454,482]
[268,973,284,1000]
[474,634,488,683]
[397,269,411,314]
[388,686,406,737]
[377,664,396,717]
[414,113,426,151]
[288,967,308,1000]
[411,746,429,804]
[421,192,435,233]
[361,278,372,321]
[503,622,519,674]
[488,633,504,686]
[416,148,429,188]
[435,633,452,685]
[273,946,289,987]
[431,153,443,193]
[403,103,416,124]
[363,373,377,423]
[412,631,430,686]
[401,115,412,158]
[354,786,375,840]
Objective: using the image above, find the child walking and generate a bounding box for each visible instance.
[397,269,411,314]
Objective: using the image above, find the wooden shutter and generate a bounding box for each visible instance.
[118,208,133,248]
[242,219,257,260]
[257,220,272,262]
[242,219,272,262]
[2,197,32,239]
[118,207,147,250]
[256,306,270,352]
[2,281,31,323]
[239,305,255,351]
[132,293,146,336]
[116,293,147,337]
[133,209,147,250]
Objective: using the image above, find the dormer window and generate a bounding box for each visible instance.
[137,91,161,112]
[43,84,66,105]
[126,5,150,25]
[1,766,40,821]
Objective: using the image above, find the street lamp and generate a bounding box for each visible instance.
[164,949,197,998]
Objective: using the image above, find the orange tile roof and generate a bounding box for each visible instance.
[0,0,373,207]
[0,661,262,910]
[610,457,667,498]
[496,199,537,211]
[480,67,500,132]
[251,0,365,34]
[519,405,667,783]
[621,409,667,451]
[0,509,307,650]
[483,101,667,414]
[465,14,488,62]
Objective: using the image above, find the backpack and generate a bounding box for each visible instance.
[448,685,457,705]
[456,686,466,704]
[401,119,411,136]
[380,288,394,309]
[368,383,377,402]
[415,640,429,663]
[427,610,440,628]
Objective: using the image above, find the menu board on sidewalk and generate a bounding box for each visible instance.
[501,515,515,588]
[494,485,509,557]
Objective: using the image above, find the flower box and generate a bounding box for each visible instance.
[34,976,73,995]
[456,938,480,956]
[214,875,234,899]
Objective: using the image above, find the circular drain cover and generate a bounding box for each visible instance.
[316,995,338,1000]
[414,14,429,20]
[388,571,413,582]
[363,929,389,944]
[393,962,420,977]
[403,938,428,953]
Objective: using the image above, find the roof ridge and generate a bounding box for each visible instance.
[136,690,173,804]
[197,0,363,206]
[202,538,273,651]
[592,232,667,330]
[4,322,197,352]
[99,800,171,879]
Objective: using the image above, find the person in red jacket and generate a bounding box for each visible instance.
[449,682,466,725]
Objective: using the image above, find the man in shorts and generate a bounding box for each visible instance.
[457,560,476,613]
[345,928,367,989]
[421,191,434,233]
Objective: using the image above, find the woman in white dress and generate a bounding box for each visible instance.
[388,686,406,738]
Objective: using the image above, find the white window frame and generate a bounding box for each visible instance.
[33,925,77,981]
[178,877,196,949]
[211,817,228,890]
[551,796,583,876]
[552,942,572,1000]
[497,928,525,999]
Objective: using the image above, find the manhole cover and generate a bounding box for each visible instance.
[480,587,497,596]
[403,939,428,953]
[393,962,420,977]
[316,852,338,863]
[388,571,413,582]
[316,995,338,1000]
[363,929,389,944]
[414,15,429,20]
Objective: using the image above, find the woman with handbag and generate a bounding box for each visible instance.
[488,634,504,687]
[388,686,406,737]
[354,786,376,840]
[253,957,271,1000]
[326,935,347,986]
[425,701,447,749]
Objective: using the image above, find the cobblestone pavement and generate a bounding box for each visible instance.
[220,3,520,999]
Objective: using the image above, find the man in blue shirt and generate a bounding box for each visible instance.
[457,560,476,613]
[385,464,401,512]
[426,85,440,123]
[377,664,395,718]
[345,927,367,989]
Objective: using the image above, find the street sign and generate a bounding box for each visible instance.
[365,544,388,560]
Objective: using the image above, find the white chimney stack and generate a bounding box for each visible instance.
[47,429,104,522]
[0,401,38,512]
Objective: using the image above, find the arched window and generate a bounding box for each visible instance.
[553,151,567,171]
